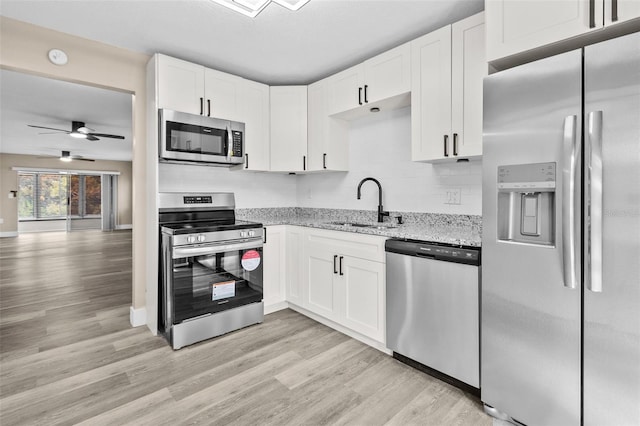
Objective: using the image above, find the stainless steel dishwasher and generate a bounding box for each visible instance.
[385,239,481,394]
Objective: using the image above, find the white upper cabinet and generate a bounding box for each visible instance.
[204,68,243,121]
[326,43,411,117]
[412,12,486,162]
[486,0,640,64]
[269,86,308,172]
[238,80,270,171]
[157,54,205,115]
[307,79,349,172]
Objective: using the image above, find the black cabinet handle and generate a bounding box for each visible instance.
[453,133,458,156]
[263,227,267,244]
[612,0,618,22]
[444,135,449,157]
[358,87,363,105]
[323,153,327,169]
[207,99,211,117]
[200,97,204,115]
[333,255,338,274]
[303,155,306,171]
[339,256,344,276]
[364,85,368,103]
[245,153,249,169]
[589,0,596,28]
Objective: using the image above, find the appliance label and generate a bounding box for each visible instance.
[241,250,261,271]
[212,280,235,301]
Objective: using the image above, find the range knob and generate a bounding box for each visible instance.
[187,235,196,244]
[197,234,206,242]
[248,230,255,237]
[240,231,248,238]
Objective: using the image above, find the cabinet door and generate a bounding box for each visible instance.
[305,245,339,320]
[339,256,385,343]
[326,63,365,116]
[451,12,486,159]
[286,226,305,306]
[239,80,270,171]
[605,0,640,25]
[157,54,204,115]
[363,42,411,104]
[411,25,452,162]
[270,86,308,172]
[204,68,242,121]
[263,226,286,310]
[307,80,349,172]
[486,0,602,63]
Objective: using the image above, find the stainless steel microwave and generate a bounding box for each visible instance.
[159,109,244,166]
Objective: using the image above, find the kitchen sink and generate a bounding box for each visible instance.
[328,221,396,229]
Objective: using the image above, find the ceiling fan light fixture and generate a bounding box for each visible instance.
[69,131,87,139]
[60,151,73,162]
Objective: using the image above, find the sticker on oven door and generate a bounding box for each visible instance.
[241,250,261,271]
[212,280,235,301]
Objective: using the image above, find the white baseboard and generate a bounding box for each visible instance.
[264,300,289,315]
[287,303,391,355]
[116,224,133,230]
[129,306,147,327]
[0,231,18,238]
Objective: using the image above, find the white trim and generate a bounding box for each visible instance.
[12,166,121,175]
[116,224,133,230]
[287,303,391,355]
[0,231,18,238]
[264,300,289,315]
[129,306,147,327]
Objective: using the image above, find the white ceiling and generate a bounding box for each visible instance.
[0,70,133,161]
[0,0,483,161]
[0,0,484,85]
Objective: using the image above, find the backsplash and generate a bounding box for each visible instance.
[296,106,483,215]
[157,162,298,208]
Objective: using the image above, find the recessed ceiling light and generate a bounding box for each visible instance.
[210,0,309,17]
[272,0,309,11]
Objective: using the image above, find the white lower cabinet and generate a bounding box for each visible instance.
[262,225,286,312]
[285,226,305,306]
[302,228,386,344]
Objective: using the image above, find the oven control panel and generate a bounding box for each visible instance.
[183,196,213,204]
[172,227,264,247]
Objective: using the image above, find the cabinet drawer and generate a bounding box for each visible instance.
[306,228,386,263]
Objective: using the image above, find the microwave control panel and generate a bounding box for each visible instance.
[231,131,243,157]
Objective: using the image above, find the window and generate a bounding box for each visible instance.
[17,172,101,220]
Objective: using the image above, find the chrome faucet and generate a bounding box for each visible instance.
[357,177,389,223]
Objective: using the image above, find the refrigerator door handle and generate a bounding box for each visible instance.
[562,115,580,289]
[586,111,604,293]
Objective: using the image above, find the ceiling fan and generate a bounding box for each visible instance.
[28,120,125,141]
[38,150,95,162]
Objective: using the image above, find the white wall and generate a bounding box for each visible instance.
[297,106,482,215]
[158,162,298,208]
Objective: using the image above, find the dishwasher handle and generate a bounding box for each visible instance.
[385,239,480,266]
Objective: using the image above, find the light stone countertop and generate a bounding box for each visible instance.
[236,207,482,247]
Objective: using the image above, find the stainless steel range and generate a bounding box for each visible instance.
[158,192,264,349]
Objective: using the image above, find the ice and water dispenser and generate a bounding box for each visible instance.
[497,162,556,246]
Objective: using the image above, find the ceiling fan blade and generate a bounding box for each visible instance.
[85,135,100,141]
[28,124,69,132]
[75,157,95,162]
[87,133,125,139]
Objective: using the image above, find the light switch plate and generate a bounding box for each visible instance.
[445,188,461,205]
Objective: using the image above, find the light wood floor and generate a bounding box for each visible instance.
[0,230,492,425]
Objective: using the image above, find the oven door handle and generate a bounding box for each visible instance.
[173,238,262,258]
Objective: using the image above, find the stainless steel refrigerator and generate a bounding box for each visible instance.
[481,32,640,426]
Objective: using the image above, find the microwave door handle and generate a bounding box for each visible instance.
[226,124,232,160]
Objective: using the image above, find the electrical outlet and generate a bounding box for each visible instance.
[445,188,461,205]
